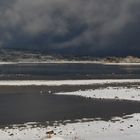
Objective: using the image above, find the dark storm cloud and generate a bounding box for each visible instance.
[0,0,140,56]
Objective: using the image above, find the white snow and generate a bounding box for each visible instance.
[59,114,140,140]
[0,61,140,65]
[0,79,139,86]
[42,136,64,140]
[56,87,140,101]
[103,62,140,65]
[0,61,101,64]
[0,113,140,140]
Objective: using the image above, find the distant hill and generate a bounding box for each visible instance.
[0,49,140,63]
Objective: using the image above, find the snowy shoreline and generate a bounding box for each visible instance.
[0,79,140,86]
[0,61,140,65]
[0,113,140,140]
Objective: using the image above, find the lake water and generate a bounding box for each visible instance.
[0,63,140,80]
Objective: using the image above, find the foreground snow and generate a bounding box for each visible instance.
[0,79,140,86]
[42,136,64,140]
[0,113,140,140]
[56,87,140,101]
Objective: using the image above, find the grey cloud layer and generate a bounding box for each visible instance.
[0,0,140,56]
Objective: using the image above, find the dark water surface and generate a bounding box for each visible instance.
[0,92,140,125]
[0,63,140,79]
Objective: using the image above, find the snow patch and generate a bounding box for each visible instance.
[56,87,140,101]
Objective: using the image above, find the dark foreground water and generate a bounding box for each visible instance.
[0,63,140,79]
[0,91,140,125]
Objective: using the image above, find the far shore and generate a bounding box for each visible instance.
[0,61,140,65]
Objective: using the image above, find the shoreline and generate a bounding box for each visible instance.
[0,81,139,96]
[0,79,139,86]
[0,61,140,65]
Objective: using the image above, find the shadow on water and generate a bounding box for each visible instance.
[0,93,140,125]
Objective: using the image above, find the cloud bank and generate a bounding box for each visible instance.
[0,0,140,56]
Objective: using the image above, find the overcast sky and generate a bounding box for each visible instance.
[0,0,140,56]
